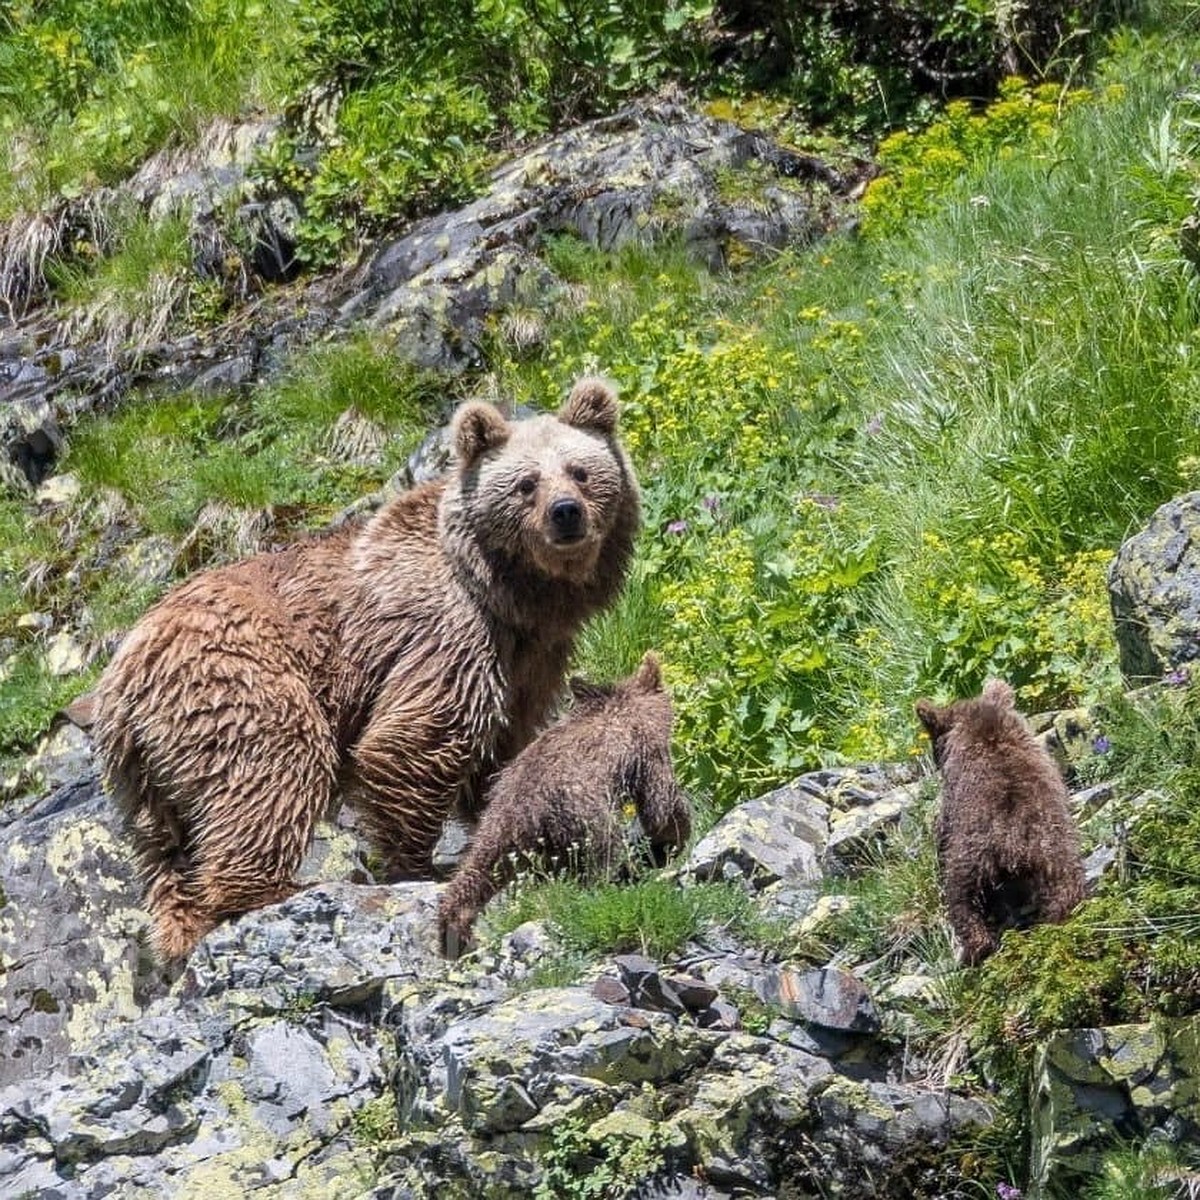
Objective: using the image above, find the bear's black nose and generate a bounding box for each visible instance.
[549,498,584,539]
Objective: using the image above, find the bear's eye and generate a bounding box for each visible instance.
[516,475,537,497]
[569,465,588,484]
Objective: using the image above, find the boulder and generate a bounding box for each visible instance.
[1108,491,1200,682]
[1030,1017,1200,1193]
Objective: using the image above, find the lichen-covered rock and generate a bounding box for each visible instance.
[665,1033,834,1192]
[1030,1017,1200,1193]
[0,879,451,1199]
[683,775,831,888]
[0,773,156,1089]
[434,987,711,1134]
[1108,491,1200,681]
[825,781,923,874]
[808,1075,992,1195]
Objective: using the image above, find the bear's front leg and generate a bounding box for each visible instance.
[346,697,477,880]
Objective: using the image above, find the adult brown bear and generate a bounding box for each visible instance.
[93,378,640,960]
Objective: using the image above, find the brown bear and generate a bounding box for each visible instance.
[92,378,640,961]
[915,678,1087,966]
[437,650,692,956]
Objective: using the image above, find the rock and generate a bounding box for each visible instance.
[1030,1017,1200,1193]
[426,987,711,1134]
[34,472,81,505]
[754,966,881,1035]
[796,894,856,940]
[431,816,472,877]
[808,1075,992,1191]
[7,717,96,800]
[2,98,862,487]
[0,773,156,1089]
[1108,491,1200,681]
[0,878,450,1198]
[615,954,687,1015]
[1035,707,1098,775]
[825,781,922,874]
[44,631,86,676]
[683,775,831,889]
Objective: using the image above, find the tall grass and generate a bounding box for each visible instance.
[0,0,299,215]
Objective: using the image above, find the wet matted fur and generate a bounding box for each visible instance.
[916,678,1087,966]
[437,651,692,956]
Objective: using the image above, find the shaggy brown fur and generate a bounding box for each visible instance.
[92,379,640,960]
[915,679,1087,966]
[437,651,691,956]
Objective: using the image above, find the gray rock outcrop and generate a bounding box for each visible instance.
[1108,490,1200,682]
[1,758,996,1198]
[2,99,864,493]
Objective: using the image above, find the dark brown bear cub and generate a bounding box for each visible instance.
[438,651,692,956]
[915,678,1086,966]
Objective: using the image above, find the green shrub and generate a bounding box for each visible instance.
[287,76,495,264]
[861,77,1097,238]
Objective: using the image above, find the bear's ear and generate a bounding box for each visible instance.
[559,376,618,434]
[569,676,613,703]
[915,699,946,738]
[453,401,510,467]
[633,650,663,691]
[981,678,1015,708]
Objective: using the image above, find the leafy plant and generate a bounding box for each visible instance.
[283,76,495,265]
[861,77,1095,238]
[534,1111,673,1200]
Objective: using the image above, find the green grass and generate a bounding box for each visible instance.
[1081,1140,1200,1200]
[0,0,299,215]
[484,874,771,961]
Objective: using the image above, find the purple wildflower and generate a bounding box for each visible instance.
[996,1185,1022,1200]
[1093,735,1111,755]
[865,413,884,436]
[701,494,721,513]
[1165,665,1192,687]
[809,493,840,511]
[665,519,688,535]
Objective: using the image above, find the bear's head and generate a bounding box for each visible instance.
[449,377,638,584]
[916,678,1017,767]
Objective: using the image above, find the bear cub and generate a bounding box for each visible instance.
[915,678,1087,966]
[438,651,692,956]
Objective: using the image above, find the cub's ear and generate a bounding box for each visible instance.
[915,699,946,738]
[560,376,618,434]
[981,678,1015,708]
[633,650,663,691]
[569,676,613,703]
[453,401,510,467]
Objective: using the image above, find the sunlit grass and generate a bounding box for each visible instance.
[0,0,300,215]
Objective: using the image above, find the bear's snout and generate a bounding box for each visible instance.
[549,497,585,541]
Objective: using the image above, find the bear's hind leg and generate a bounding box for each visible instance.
[124,801,215,961]
[177,695,339,954]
